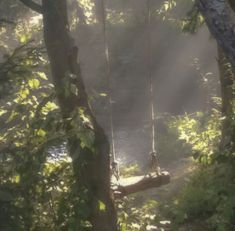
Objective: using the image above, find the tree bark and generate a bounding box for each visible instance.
[197,0,235,67]
[228,0,235,12]
[197,0,235,152]
[217,45,235,152]
[217,46,234,116]
[41,0,117,230]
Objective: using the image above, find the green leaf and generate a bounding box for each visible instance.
[20,34,28,43]
[164,2,169,11]
[28,79,40,89]
[12,175,21,183]
[37,72,48,80]
[37,128,46,137]
[19,88,30,99]
[0,109,7,116]
[98,200,106,211]
[42,101,58,114]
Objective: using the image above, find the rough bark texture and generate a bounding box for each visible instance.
[218,46,234,118]
[217,45,235,152]
[114,172,170,199]
[41,0,117,230]
[197,0,235,67]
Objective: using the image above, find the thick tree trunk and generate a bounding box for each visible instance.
[217,45,235,152]
[197,0,235,152]
[42,0,117,230]
[197,0,235,67]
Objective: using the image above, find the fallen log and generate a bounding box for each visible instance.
[113,171,170,199]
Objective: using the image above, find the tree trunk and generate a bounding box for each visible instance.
[217,45,235,152]
[228,0,235,12]
[197,0,235,67]
[42,0,117,230]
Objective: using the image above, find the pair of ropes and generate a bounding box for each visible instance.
[100,0,160,178]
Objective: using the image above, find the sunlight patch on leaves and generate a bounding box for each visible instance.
[37,71,48,80]
[98,200,106,211]
[28,79,40,89]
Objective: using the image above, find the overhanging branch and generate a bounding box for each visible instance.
[19,0,44,14]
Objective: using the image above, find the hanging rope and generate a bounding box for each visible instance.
[146,0,161,176]
[147,0,156,154]
[100,0,117,165]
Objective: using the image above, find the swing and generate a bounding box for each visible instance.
[100,0,170,198]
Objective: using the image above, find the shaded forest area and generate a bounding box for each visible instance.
[0,0,234,230]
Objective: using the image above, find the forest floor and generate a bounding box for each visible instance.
[152,157,196,200]
[120,157,207,231]
[142,157,210,231]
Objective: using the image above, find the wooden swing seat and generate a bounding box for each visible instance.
[113,171,170,199]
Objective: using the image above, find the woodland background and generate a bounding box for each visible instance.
[0,0,234,230]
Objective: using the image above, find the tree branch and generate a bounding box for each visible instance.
[19,0,44,14]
